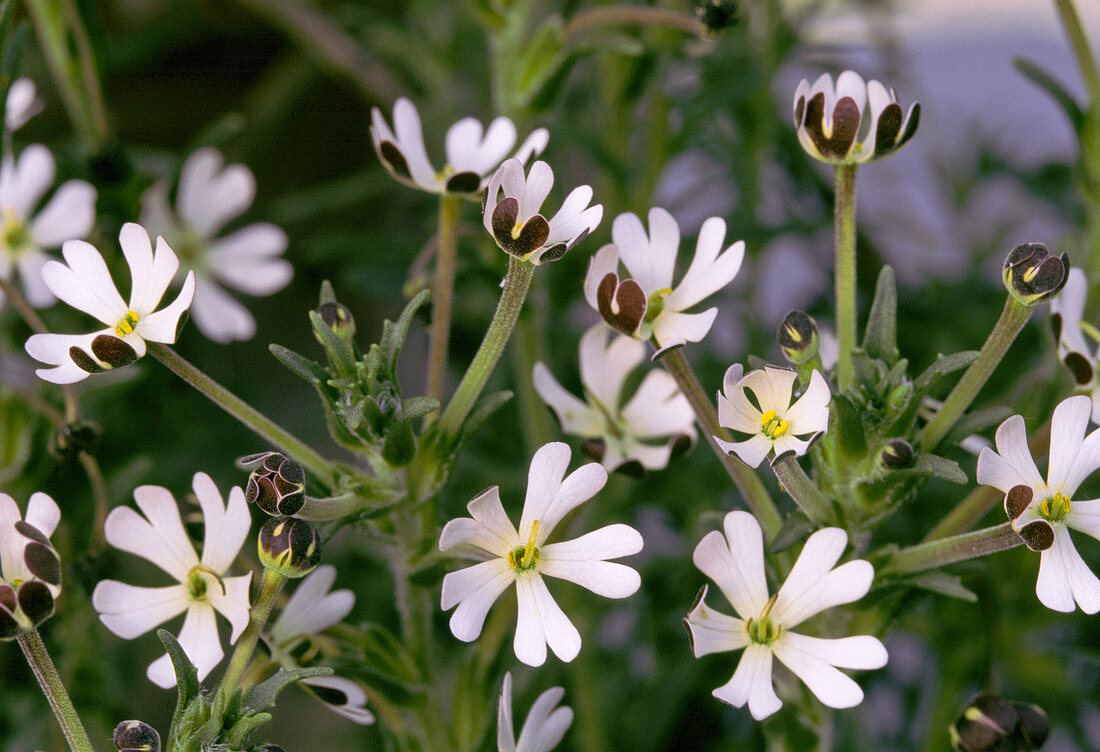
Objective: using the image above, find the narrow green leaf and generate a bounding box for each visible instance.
[241,666,332,716]
[863,265,899,362]
[269,344,325,384]
[380,289,430,378]
[159,629,200,743]
[1014,57,1085,133]
[914,351,980,393]
[907,572,978,602]
[309,310,355,377]
[516,18,565,99]
[401,395,440,420]
[830,394,867,458]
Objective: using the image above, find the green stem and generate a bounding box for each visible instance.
[880,522,1022,576]
[17,630,95,752]
[771,453,831,525]
[562,5,706,41]
[425,194,462,413]
[436,256,535,439]
[220,568,286,692]
[834,163,858,390]
[919,297,1032,451]
[658,349,782,540]
[1053,0,1100,107]
[148,343,338,490]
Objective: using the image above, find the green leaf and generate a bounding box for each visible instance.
[310,310,355,377]
[862,265,898,362]
[830,394,867,458]
[380,289,430,379]
[241,666,333,716]
[269,344,326,384]
[401,395,440,420]
[527,49,582,112]
[356,623,424,689]
[914,351,980,393]
[382,419,416,466]
[223,711,271,749]
[1014,57,1085,133]
[159,629,200,742]
[453,653,493,752]
[516,18,565,103]
[906,572,978,602]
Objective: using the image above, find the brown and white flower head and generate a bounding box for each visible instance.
[1050,268,1100,422]
[0,492,62,639]
[793,71,920,165]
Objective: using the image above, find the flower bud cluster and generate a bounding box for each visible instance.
[241,452,322,578]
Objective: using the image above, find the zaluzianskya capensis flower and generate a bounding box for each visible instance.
[371,97,549,196]
[497,671,573,752]
[24,223,195,384]
[977,395,1100,613]
[1002,242,1068,306]
[92,472,252,687]
[1050,267,1100,422]
[685,511,887,720]
[532,324,695,472]
[439,442,642,666]
[0,492,61,639]
[793,71,920,164]
[584,207,744,356]
[5,78,43,131]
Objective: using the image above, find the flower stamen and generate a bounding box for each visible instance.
[759,410,790,439]
[186,563,227,601]
[745,593,781,646]
[1039,492,1071,523]
[643,288,673,324]
[115,310,141,337]
[507,520,541,572]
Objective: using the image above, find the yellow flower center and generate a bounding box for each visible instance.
[1039,492,1071,523]
[185,564,227,602]
[0,208,30,256]
[760,409,790,439]
[511,221,526,240]
[643,287,673,323]
[745,594,781,646]
[115,310,141,337]
[507,520,541,573]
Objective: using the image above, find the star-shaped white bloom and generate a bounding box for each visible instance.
[140,148,292,343]
[267,564,374,725]
[5,78,43,131]
[532,325,695,472]
[583,207,744,356]
[483,159,602,265]
[439,442,643,667]
[0,492,62,639]
[1050,268,1100,424]
[0,144,96,308]
[497,672,573,752]
[685,511,887,720]
[715,364,830,468]
[92,472,252,688]
[370,97,549,196]
[24,223,195,384]
[976,395,1100,613]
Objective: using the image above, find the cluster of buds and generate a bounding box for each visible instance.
[949,692,1049,752]
[240,452,321,578]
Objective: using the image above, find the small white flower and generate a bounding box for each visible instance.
[685,511,887,721]
[976,395,1100,613]
[715,364,830,468]
[583,207,744,356]
[370,97,549,195]
[141,148,291,343]
[1050,268,1100,424]
[532,325,695,472]
[5,78,43,131]
[439,442,642,667]
[267,564,374,725]
[0,144,96,307]
[0,492,61,638]
[483,159,602,265]
[24,223,195,384]
[497,672,573,752]
[92,472,253,688]
[792,71,920,164]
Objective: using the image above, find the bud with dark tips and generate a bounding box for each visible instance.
[112,719,160,751]
[777,310,820,366]
[259,517,322,577]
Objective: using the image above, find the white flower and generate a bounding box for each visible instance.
[532,325,695,472]
[1050,268,1100,424]
[370,97,549,195]
[583,207,744,356]
[140,148,291,343]
[267,564,374,725]
[497,672,573,752]
[92,472,252,688]
[483,159,602,265]
[685,511,887,720]
[5,78,43,131]
[715,364,830,468]
[976,395,1100,613]
[24,223,195,384]
[792,71,920,164]
[0,492,61,638]
[439,442,642,667]
[0,144,96,307]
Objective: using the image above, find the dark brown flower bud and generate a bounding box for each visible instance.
[777,310,820,365]
[949,692,1017,752]
[881,438,914,469]
[259,517,322,577]
[113,719,161,751]
[242,452,306,517]
[1003,243,1068,306]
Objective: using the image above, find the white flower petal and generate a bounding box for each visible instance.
[515,684,573,752]
[781,632,888,670]
[519,161,554,222]
[136,270,195,344]
[510,128,550,170]
[976,414,1046,494]
[187,276,255,343]
[92,580,190,639]
[1035,527,1100,614]
[193,473,250,573]
[208,573,253,642]
[151,603,224,686]
[532,362,604,437]
[519,442,606,544]
[0,495,26,581]
[206,223,292,295]
[440,486,519,557]
[442,558,514,641]
[717,387,762,435]
[16,249,56,307]
[24,492,60,539]
[30,180,96,248]
[498,672,518,752]
[1068,499,1100,540]
[121,226,178,316]
[44,240,127,325]
[5,145,55,219]
[622,370,693,439]
[390,98,438,189]
[1047,394,1092,493]
[271,564,354,644]
[514,574,580,666]
[665,219,743,311]
[6,78,42,130]
[583,244,619,311]
[715,433,773,469]
[540,525,643,598]
[784,370,831,435]
[177,148,256,237]
[691,512,769,619]
[24,331,105,384]
[773,633,874,710]
[578,325,642,410]
[302,675,375,725]
[683,584,749,657]
[713,644,781,721]
[614,208,676,295]
[1051,268,1091,357]
[105,484,199,579]
[651,309,718,351]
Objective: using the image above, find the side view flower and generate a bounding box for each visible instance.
[497,672,573,752]
[685,511,887,720]
[24,223,195,384]
[5,78,43,132]
[0,492,61,639]
[92,472,252,687]
[532,324,695,472]
[976,395,1100,613]
[1050,267,1100,422]
[584,207,744,356]
[370,97,549,195]
[439,441,642,667]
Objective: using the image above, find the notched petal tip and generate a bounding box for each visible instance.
[1004,485,1033,520]
[1018,519,1054,551]
[1064,351,1094,385]
[596,273,645,336]
[91,335,138,369]
[378,141,411,179]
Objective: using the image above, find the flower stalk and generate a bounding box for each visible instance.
[425,193,462,411]
[834,163,858,390]
[771,453,831,525]
[880,522,1023,577]
[17,630,96,752]
[219,567,286,692]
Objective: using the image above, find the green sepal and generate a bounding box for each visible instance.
[401,396,440,421]
[268,344,326,385]
[862,265,899,363]
[914,351,980,393]
[223,712,271,749]
[382,419,416,467]
[830,393,868,458]
[310,310,356,378]
[159,629,200,745]
[241,666,333,716]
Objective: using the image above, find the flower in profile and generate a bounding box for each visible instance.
[532,325,695,472]
[24,223,195,384]
[0,144,96,307]
[0,492,61,639]
[5,78,43,131]
[140,148,291,342]
[976,395,1100,613]
[370,97,549,196]
[267,565,374,724]
[439,442,642,667]
[92,472,252,687]
[1050,268,1100,422]
[685,511,887,720]
[497,672,573,752]
[715,364,830,468]
[792,71,919,164]
[483,159,602,265]
[583,207,744,356]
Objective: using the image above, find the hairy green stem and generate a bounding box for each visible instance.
[17,630,95,752]
[563,4,706,41]
[834,164,859,390]
[771,453,831,525]
[425,194,462,412]
[220,567,286,691]
[881,522,1022,576]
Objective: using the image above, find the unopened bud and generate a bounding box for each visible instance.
[881,439,914,469]
[49,420,102,461]
[242,452,305,517]
[777,311,820,365]
[112,720,160,751]
[949,692,1017,752]
[318,302,356,339]
[1012,702,1049,750]
[696,0,739,33]
[259,517,322,577]
[1003,243,1068,306]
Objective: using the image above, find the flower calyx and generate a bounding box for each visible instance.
[1003,243,1068,306]
[259,517,322,578]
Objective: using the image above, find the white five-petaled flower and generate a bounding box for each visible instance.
[483,159,603,265]
[5,78,43,131]
[976,395,1100,613]
[24,223,195,384]
[140,147,291,343]
[532,324,695,472]
[439,442,643,667]
[92,472,253,688]
[685,511,887,720]
[497,672,573,752]
[716,364,830,468]
[0,492,62,639]
[267,564,374,725]
[370,97,549,196]
[583,207,744,356]
[1050,268,1100,424]
[792,71,920,164]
